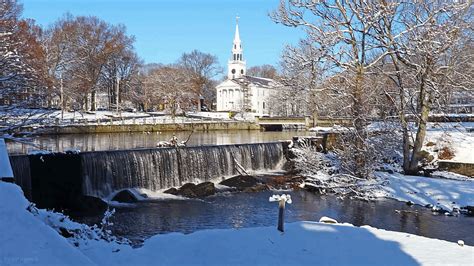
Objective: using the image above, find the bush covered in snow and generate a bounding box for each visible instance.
[291,143,388,200]
[27,203,130,247]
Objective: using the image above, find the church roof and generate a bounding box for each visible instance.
[232,75,279,88]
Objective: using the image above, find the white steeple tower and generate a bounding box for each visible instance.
[228,16,246,79]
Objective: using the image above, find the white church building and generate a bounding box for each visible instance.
[215,19,280,116]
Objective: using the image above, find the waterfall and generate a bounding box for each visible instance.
[81,142,285,198]
[9,155,32,200]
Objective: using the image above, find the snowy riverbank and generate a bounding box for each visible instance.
[377,172,474,212]
[1,181,473,266]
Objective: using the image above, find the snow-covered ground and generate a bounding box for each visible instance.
[83,221,473,266]
[424,123,474,163]
[0,182,93,265]
[310,122,474,164]
[1,108,237,129]
[376,172,474,211]
[1,181,473,266]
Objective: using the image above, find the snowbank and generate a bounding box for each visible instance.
[377,172,474,211]
[0,182,93,265]
[82,221,473,266]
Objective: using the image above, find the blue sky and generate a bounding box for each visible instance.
[21,0,303,69]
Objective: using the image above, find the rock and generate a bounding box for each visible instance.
[406,201,414,206]
[163,187,179,195]
[193,182,216,197]
[177,183,198,198]
[219,175,259,190]
[319,216,338,224]
[164,183,216,198]
[466,206,474,215]
[75,196,108,215]
[112,189,138,203]
[140,193,148,199]
[425,204,434,208]
[180,183,197,191]
[178,188,197,198]
[59,227,74,238]
[458,240,465,247]
[242,184,269,193]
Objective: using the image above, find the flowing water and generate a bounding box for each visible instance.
[81,143,285,198]
[74,190,474,246]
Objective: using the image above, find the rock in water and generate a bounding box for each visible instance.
[78,196,108,215]
[167,182,216,198]
[178,183,198,198]
[219,175,259,190]
[112,189,138,203]
[193,182,216,197]
[163,187,179,195]
[319,216,338,224]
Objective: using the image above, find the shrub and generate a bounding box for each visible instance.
[438,146,455,160]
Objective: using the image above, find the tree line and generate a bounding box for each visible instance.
[0,0,221,115]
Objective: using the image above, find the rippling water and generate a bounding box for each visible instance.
[74,190,474,246]
[7,130,314,155]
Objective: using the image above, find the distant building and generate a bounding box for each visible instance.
[215,18,280,116]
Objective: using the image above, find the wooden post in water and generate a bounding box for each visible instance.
[269,194,292,232]
[278,200,285,232]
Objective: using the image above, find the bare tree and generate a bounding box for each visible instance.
[43,15,139,112]
[272,1,391,178]
[0,0,51,141]
[373,0,472,174]
[144,66,195,118]
[247,64,278,79]
[177,50,222,110]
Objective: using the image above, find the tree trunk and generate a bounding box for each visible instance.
[406,70,431,174]
[353,67,367,178]
[90,89,96,111]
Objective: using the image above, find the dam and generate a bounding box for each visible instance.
[9,142,287,210]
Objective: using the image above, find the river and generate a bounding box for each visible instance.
[74,190,474,246]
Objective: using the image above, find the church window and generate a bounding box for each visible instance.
[241,69,244,74]
[263,102,266,109]
[233,54,236,61]
[231,69,236,74]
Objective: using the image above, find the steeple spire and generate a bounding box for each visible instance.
[228,16,246,79]
[234,16,240,43]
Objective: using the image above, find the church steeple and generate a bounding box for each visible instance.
[228,16,246,79]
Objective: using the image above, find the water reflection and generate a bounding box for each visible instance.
[7,130,314,155]
[74,190,474,245]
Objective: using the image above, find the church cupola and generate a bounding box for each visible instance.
[228,17,246,79]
